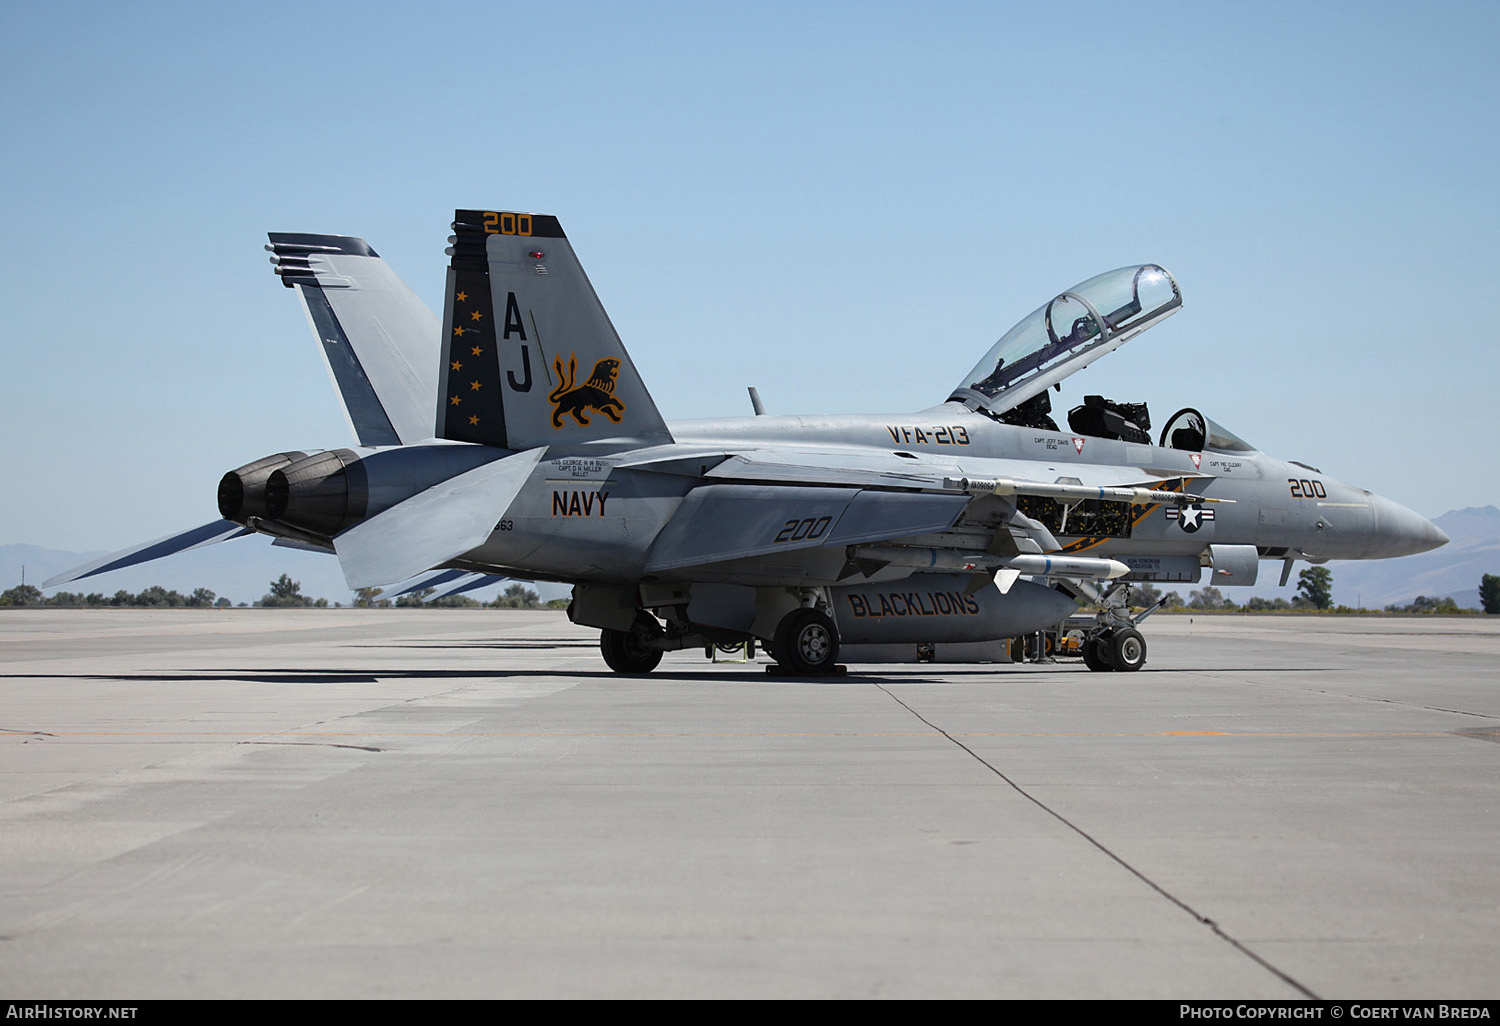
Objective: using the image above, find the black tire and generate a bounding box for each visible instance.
[600,614,663,674]
[1109,628,1147,672]
[773,608,840,675]
[1082,634,1113,672]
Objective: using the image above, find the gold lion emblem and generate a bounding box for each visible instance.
[548,355,625,428]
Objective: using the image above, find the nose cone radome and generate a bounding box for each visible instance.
[1367,494,1449,559]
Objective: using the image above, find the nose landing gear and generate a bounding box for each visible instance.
[1080,584,1152,673]
[1083,626,1147,672]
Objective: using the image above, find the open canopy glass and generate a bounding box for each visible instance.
[949,264,1181,417]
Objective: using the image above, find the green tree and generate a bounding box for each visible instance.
[1388,595,1461,614]
[1296,566,1333,610]
[260,574,313,608]
[135,585,185,607]
[0,584,43,606]
[491,583,541,609]
[1481,574,1500,615]
[1189,585,1230,610]
[1131,582,1163,610]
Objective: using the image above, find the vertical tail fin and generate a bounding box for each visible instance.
[436,210,672,450]
[268,234,439,446]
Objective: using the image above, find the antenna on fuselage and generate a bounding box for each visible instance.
[748,387,766,416]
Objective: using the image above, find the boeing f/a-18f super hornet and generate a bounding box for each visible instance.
[48,209,1448,674]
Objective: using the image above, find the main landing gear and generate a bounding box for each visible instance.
[599,613,665,674]
[770,607,841,676]
[593,603,844,677]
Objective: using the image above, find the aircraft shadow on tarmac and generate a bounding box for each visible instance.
[345,639,600,650]
[0,665,1343,686]
[1,667,977,685]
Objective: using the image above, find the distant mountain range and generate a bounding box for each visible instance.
[6,506,1497,611]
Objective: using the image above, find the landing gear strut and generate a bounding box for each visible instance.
[1080,584,1152,673]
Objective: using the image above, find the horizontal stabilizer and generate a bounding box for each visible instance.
[43,520,251,589]
[333,448,545,589]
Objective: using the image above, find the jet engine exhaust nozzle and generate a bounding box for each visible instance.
[216,451,308,524]
[263,449,369,537]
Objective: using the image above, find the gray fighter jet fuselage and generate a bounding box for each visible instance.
[48,210,1447,675]
[461,408,1438,582]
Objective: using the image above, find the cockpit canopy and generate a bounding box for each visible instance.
[950,264,1181,417]
[1158,407,1257,453]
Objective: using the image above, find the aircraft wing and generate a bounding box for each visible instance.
[703,448,966,489]
[644,485,970,573]
[42,520,251,589]
[616,445,965,490]
[637,442,1220,578]
[690,447,1211,495]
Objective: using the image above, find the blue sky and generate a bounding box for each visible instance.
[2,0,1496,553]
